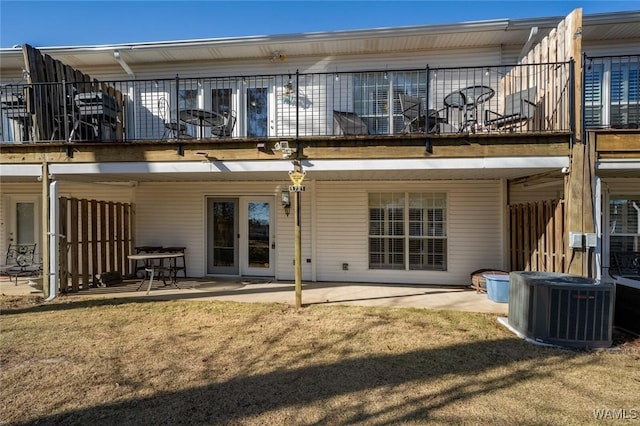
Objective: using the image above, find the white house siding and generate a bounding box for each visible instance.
[129,179,503,284]
[583,41,640,57]
[314,180,504,285]
[602,179,640,197]
[132,181,313,280]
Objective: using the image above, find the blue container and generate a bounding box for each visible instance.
[484,273,510,303]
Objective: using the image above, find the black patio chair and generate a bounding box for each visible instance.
[0,243,40,284]
[211,111,236,137]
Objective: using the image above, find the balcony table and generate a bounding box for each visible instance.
[179,108,223,139]
[443,85,495,133]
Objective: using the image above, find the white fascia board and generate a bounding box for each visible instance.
[597,159,640,170]
[304,157,568,171]
[46,157,568,176]
[48,161,292,175]
[0,164,42,177]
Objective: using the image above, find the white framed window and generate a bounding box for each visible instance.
[585,56,640,128]
[354,71,427,135]
[609,196,640,254]
[369,192,447,271]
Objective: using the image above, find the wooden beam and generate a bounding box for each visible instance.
[594,132,640,152]
[0,137,571,164]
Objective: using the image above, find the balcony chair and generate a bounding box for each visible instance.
[333,110,370,135]
[159,97,192,140]
[398,94,446,134]
[0,243,40,284]
[484,86,537,131]
[211,111,236,137]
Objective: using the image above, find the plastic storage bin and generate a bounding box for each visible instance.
[484,273,510,303]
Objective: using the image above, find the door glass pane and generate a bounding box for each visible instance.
[212,88,231,115]
[16,202,35,244]
[178,89,198,110]
[248,202,270,268]
[247,88,268,137]
[213,201,236,267]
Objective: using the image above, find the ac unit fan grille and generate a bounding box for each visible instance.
[548,288,612,342]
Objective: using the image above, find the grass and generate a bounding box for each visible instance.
[1,294,639,425]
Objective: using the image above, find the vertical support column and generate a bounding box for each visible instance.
[47,180,59,301]
[565,142,595,276]
[294,161,302,309]
[594,174,602,281]
[41,161,50,299]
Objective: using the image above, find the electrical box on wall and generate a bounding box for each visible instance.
[585,233,597,248]
[569,232,584,249]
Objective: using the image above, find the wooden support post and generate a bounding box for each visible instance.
[565,142,595,275]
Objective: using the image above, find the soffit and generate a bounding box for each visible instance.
[1,12,637,76]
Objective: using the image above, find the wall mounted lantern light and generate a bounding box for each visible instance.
[281,188,291,216]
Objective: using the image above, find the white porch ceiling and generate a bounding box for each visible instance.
[0,157,570,183]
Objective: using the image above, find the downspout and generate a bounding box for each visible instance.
[518,26,538,62]
[114,50,136,140]
[633,202,640,251]
[45,180,59,301]
[594,176,602,281]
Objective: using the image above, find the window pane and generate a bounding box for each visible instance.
[354,73,389,134]
[369,192,447,271]
[212,88,231,115]
[584,63,603,128]
[610,197,640,255]
[179,89,198,110]
[16,202,35,245]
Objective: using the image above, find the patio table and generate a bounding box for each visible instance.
[128,252,183,295]
[443,85,495,132]
[179,108,223,139]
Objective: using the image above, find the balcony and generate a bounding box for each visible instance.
[1,63,573,145]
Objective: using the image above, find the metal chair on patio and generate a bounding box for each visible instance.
[0,243,40,284]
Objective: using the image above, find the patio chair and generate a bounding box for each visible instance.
[399,94,446,134]
[0,243,40,284]
[333,110,369,135]
[484,86,537,131]
[610,251,640,278]
[159,97,192,140]
[211,111,236,137]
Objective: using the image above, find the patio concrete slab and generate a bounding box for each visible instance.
[1,276,508,315]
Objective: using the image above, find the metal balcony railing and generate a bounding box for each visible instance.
[0,62,573,144]
[584,54,640,130]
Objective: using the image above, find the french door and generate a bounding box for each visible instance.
[7,196,38,245]
[207,196,274,276]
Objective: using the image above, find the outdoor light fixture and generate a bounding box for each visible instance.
[281,188,291,216]
[271,50,287,63]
